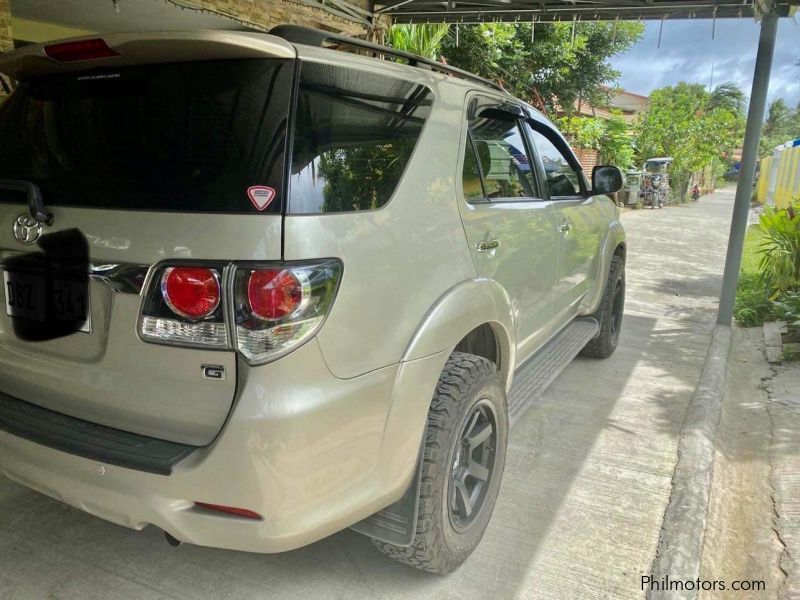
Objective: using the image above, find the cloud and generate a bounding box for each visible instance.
[610,18,800,105]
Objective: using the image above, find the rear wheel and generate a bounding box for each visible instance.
[581,255,625,359]
[371,352,508,574]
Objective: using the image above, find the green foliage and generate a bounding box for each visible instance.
[734,225,778,326]
[634,82,744,200]
[757,202,800,296]
[707,82,747,115]
[759,98,800,158]
[387,24,450,60]
[556,110,635,169]
[555,115,605,148]
[734,273,777,327]
[317,141,415,212]
[734,208,800,328]
[773,290,800,327]
[439,22,643,113]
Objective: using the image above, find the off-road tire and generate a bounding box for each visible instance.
[371,352,508,574]
[580,255,625,359]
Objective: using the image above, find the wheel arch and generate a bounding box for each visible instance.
[353,278,515,546]
[401,277,516,390]
[582,220,626,317]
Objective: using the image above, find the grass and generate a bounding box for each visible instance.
[733,225,778,327]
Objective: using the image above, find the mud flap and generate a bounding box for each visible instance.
[349,433,425,547]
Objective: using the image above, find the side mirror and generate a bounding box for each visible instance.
[591,165,623,196]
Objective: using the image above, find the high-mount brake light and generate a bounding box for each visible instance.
[44,39,119,62]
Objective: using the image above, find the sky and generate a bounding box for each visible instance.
[610,17,799,106]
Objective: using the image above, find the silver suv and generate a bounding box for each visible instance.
[0,26,625,574]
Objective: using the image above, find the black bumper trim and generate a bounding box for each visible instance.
[0,392,199,475]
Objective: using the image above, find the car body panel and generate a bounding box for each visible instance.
[0,340,450,553]
[0,205,283,445]
[284,56,476,379]
[551,196,609,327]
[0,30,625,553]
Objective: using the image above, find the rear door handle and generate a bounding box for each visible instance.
[476,239,500,252]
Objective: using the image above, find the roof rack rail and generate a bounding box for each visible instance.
[268,24,505,93]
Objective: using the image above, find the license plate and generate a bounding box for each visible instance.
[3,270,92,334]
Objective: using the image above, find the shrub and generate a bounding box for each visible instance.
[734,272,777,327]
[758,202,800,297]
[773,289,800,326]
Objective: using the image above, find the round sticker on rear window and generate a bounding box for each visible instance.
[247,186,276,211]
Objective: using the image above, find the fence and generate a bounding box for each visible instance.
[756,138,800,208]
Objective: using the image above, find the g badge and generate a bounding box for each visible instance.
[202,364,226,381]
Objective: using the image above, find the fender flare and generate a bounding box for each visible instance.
[401,277,516,390]
[352,278,516,545]
[583,220,626,317]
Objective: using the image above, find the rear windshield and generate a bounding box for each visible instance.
[0,59,293,213]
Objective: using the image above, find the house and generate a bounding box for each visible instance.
[563,87,649,171]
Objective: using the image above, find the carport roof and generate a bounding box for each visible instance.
[380,0,798,24]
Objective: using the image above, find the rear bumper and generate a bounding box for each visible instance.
[0,340,448,553]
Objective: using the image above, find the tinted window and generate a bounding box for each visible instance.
[0,60,293,213]
[469,116,536,199]
[462,134,484,201]
[290,63,432,214]
[529,127,582,196]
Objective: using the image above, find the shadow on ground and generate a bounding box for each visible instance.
[0,192,737,599]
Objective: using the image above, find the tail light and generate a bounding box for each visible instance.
[139,263,227,348]
[233,261,341,364]
[161,267,220,320]
[139,260,342,364]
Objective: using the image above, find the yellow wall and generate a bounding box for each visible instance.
[758,144,800,209]
[757,156,772,204]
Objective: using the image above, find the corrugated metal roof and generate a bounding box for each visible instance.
[381,0,797,25]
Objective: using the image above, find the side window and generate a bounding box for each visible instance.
[469,115,536,199]
[461,134,485,201]
[529,126,582,197]
[290,63,433,214]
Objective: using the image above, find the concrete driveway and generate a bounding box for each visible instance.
[0,191,735,600]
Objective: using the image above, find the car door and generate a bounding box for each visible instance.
[457,95,559,364]
[525,120,607,329]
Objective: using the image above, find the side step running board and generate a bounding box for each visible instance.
[507,317,599,426]
[351,317,598,546]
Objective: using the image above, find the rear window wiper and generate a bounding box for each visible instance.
[0,179,54,226]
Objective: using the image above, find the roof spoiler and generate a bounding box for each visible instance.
[0,31,296,81]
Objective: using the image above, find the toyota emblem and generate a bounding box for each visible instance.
[13,213,43,245]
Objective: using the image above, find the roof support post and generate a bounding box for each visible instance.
[716,11,779,326]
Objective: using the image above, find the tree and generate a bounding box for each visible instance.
[765,98,792,135]
[556,111,636,170]
[387,24,450,60]
[435,22,643,113]
[708,82,747,115]
[635,82,744,199]
[760,98,800,157]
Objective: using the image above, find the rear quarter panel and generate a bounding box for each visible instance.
[283,57,477,379]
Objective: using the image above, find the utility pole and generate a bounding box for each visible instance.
[716,11,779,325]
